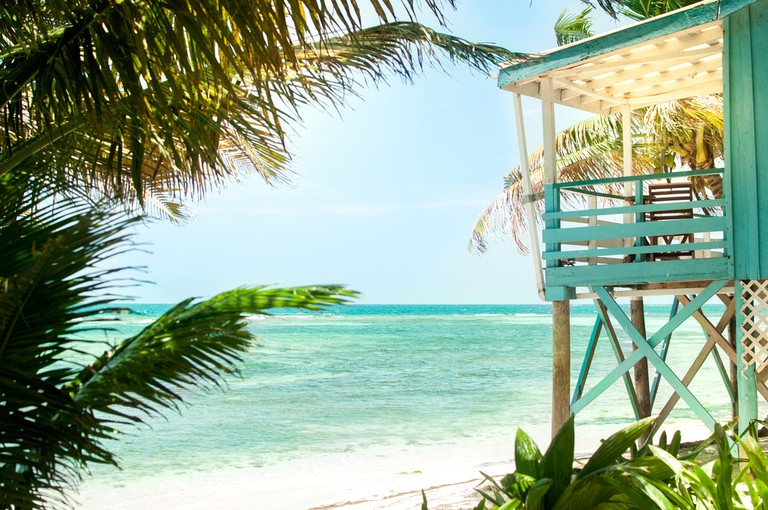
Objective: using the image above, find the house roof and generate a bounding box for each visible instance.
[498,0,758,115]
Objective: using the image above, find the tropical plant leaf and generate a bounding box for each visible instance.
[524,478,553,510]
[541,415,575,507]
[500,472,538,502]
[514,427,543,478]
[69,285,357,424]
[619,0,700,21]
[0,2,519,218]
[0,172,358,506]
[554,7,594,46]
[578,417,654,478]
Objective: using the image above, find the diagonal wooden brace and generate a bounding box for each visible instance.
[572,281,729,428]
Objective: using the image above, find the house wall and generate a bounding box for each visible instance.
[725,0,768,279]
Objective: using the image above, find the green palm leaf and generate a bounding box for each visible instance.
[69,285,357,422]
[0,175,357,507]
[578,417,654,478]
[469,97,724,255]
[0,2,517,216]
[554,7,594,46]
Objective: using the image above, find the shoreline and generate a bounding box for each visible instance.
[74,419,715,510]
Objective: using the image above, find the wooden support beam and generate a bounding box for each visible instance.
[652,295,736,434]
[514,93,546,300]
[678,294,739,364]
[631,297,652,422]
[595,300,641,418]
[650,298,680,407]
[552,300,571,437]
[573,283,713,414]
[573,315,602,404]
[583,283,728,430]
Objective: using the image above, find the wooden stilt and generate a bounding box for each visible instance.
[552,300,571,437]
[630,297,651,420]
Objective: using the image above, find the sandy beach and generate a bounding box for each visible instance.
[74,419,715,509]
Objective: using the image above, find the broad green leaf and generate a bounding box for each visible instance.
[648,445,686,477]
[501,473,537,501]
[578,418,654,478]
[713,425,734,510]
[525,478,553,510]
[541,415,575,507]
[667,430,682,457]
[498,500,522,510]
[514,427,543,478]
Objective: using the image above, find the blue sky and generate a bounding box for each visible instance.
[124,1,623,304]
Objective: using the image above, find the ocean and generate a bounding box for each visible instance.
[74,302,745,509]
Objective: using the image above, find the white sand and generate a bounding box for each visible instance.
[74,419,714,509]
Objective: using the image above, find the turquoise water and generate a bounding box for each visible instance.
[74,302,741,508]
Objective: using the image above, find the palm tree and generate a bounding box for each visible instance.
[470,1,724,425]
[585,0,700,19]
[470,0,723,254]
[469,96,724,253]
[0,172,357,509]
[0,2,520,507]
[0,1,519,219]
[619,0,702,21]
[554,6,595,46]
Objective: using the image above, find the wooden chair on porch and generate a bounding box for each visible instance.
[644,181,695,261]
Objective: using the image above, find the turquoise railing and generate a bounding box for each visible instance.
[541,169,732,291]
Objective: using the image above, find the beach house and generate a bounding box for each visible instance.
[499,0,768,437]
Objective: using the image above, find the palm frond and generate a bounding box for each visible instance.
[0,177,134,507]
[619,0,698,21]
[554,7,594,46]
[0,169,358,506]
[69,286,358,424]
[469,96,724,254]
[581,0,623,18]
[0,2,514,217]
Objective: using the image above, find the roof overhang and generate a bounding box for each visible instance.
[498,0,757,115]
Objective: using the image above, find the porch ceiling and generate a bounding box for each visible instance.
[499,20,724,115]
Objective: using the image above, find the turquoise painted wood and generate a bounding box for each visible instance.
[543,199,725,221]
[543,216,724,244]
[547,258,730,288]
[553,168,724,189]
[541,241,726,261]
[539,169,730,293]
[544,184,561,271]
[710,348,735,405]
[572,280,728,414]
[571,304,641,418]
[573,317,602,405]
[498,1,757,87]
[725,0,768,279]
[650,299,679,407]
[593,286,718,430]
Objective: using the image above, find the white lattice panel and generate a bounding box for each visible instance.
[740,280,768,373]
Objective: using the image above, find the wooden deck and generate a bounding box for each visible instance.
[542,168,731,299]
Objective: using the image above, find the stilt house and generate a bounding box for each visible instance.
[499,0,768,436]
